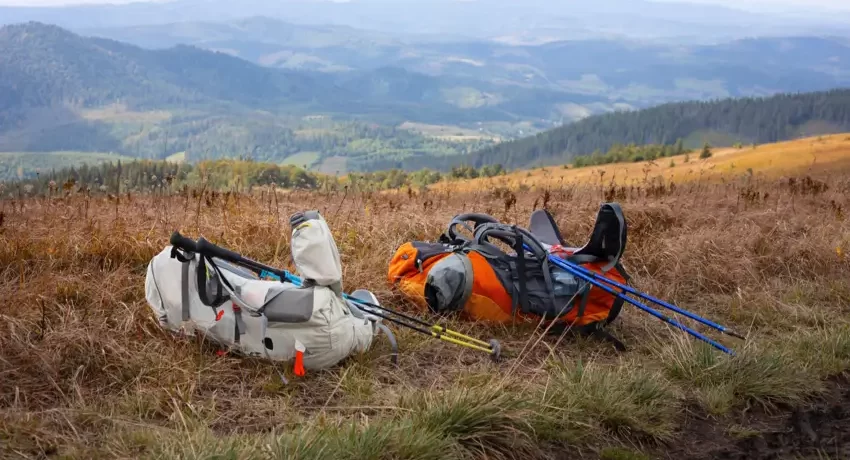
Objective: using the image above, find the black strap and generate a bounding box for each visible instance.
[547,321,627,352]
[589,324,627,352]
[445,213,501,243]
[170,246,194,263]
[195,255,230,308]
[575,280,592,319]
[511,229,528,320]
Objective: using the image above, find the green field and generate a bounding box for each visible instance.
[316,156,349,175]
[280,151,321,169]
[398,121,500,142]
[165,151,186,163]
[0,151,136,182]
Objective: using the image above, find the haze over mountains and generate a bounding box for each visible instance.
[1,0,850,177]
[3,0,850,44]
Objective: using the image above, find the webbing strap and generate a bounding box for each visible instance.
[604,203,627,273]
[511,230,528,320]
[567,254,600,265]
[376,323,399,365]
[575,280,592,319]
[181,254,193,321]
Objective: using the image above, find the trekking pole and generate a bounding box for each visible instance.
[530,245,736,356]
[553,258,746,340]
[170,232,501,360]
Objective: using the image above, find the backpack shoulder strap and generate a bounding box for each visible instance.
[528,209,568,247]
[570,203,627,273]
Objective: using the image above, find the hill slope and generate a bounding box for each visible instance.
[415,89,850,171]
[0,22,337,114]
[437,133,850,193]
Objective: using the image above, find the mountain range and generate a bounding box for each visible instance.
[77,17,850,111]
[2,16,850,176]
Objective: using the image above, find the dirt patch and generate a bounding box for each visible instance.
[661,375,850,460]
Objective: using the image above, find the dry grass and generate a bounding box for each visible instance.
[437,133,850,192]
[2,149,850,459]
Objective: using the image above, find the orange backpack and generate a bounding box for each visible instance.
[388,204,631,349]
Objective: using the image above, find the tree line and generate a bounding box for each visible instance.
[2,158,508,196]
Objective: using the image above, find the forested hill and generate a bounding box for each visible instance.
[448,89,850,170]
[0,22,343,114]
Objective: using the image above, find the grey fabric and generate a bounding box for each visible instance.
[425,253,473,312]
[347,289,379,319]
[262,286,315,323]
[528,209,566,247]
[213,258,259,280]
[376,323,399,365]
[458,252,474,308]
[181,255,192,321]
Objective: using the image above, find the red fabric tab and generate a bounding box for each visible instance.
[294,350,305,377]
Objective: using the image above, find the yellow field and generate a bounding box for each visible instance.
[438,134,850,192]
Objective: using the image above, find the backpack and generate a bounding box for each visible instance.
[145,210,390,373]
[387,204,631,349]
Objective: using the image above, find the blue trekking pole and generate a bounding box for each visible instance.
[535,247,737,356]
[556,259,746,340]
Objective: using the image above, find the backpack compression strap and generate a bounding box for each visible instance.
[471,223,560,319]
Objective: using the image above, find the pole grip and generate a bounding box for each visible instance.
[196,237,246,264]
[170,231,198,252]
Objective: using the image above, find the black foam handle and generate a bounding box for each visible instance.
[196,237,244,264]
[170,231,198,252]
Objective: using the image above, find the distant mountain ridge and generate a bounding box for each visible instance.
[369,88,850,172]
[0,22,588,128]
[76,17,850,112]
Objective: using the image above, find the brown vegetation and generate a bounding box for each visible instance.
[1,162,850,459]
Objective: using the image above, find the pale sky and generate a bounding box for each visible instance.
[1,0,848,12]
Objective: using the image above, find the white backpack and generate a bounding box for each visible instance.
[144,211,394,373]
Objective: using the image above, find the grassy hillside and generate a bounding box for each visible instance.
[438,134,850,192]
[2,151,849,459]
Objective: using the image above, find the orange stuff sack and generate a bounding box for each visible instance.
[387,241,530,324]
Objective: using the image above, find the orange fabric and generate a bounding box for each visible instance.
[549,247,627,327]
[294,350,305,377]
[387,242,446,309]
[387,242,625,326]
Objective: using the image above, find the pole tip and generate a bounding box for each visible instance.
[727,329,747,341]
[489,339,502,362]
